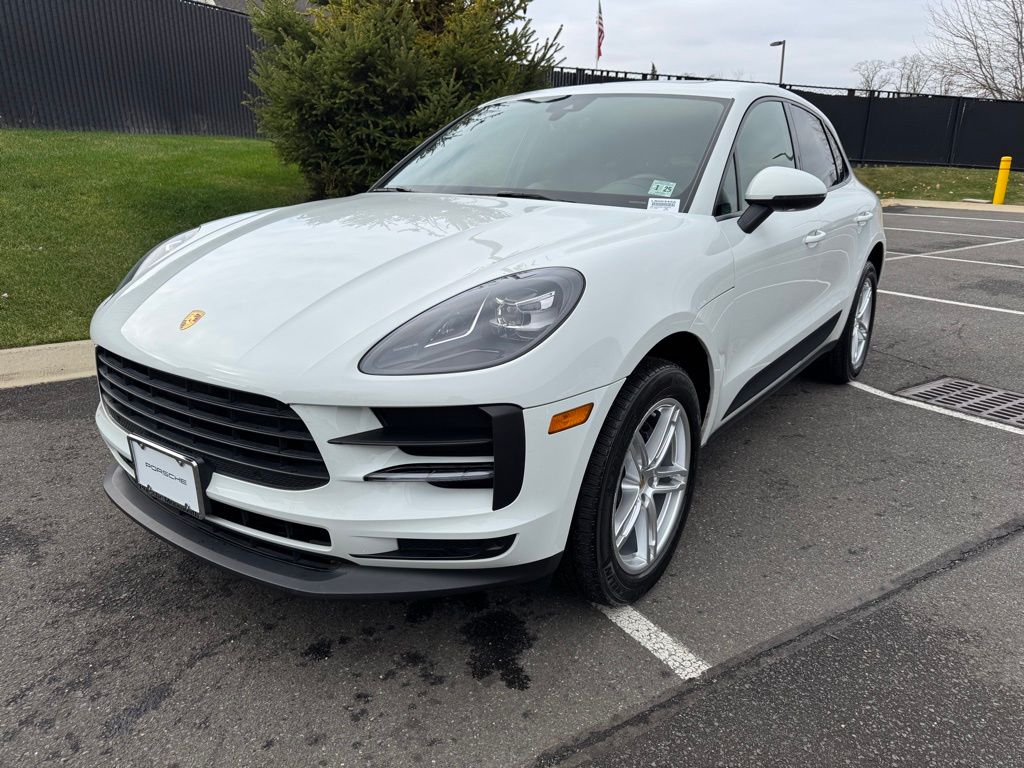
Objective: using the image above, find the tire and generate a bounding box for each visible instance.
[563,358,702,605]
[817,262,878,384]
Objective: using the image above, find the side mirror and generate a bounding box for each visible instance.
[737,166,827,233]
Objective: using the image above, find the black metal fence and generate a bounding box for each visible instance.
[1,0,1022,169]
[0,0,259,137]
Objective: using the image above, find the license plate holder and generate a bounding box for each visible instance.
[128,435,208,520]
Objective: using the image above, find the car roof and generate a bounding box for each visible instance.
[487,79,808,110]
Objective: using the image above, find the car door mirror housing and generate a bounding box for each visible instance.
[738,167,828,234]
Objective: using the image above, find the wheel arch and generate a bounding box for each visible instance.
[868,240,885,278]
[640,331,713,426]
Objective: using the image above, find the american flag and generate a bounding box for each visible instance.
[596,1,605,65]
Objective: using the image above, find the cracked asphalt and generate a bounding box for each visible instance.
[2,205,1023,766]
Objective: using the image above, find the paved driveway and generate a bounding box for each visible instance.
[2,205,1023,767]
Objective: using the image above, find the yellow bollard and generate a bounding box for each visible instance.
[993,156,1012,205]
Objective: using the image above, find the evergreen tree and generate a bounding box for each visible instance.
[249,0,562,197]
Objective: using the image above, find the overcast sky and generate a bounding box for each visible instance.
[529,0,931,89]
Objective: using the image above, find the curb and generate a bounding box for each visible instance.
[882,197,1024,214]
[0,340,95,390]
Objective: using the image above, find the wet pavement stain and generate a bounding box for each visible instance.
[300,638,334,663]
[404,591,491,625]
[399,651,446,686]
[460,609,536,690]
[101,682,174,739]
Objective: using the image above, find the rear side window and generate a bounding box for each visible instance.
[790,106,841,187]
[731,100,796,212]
[824,126,849,183]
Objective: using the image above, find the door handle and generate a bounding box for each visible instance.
[854,211,874,225]
[803,230,827,246]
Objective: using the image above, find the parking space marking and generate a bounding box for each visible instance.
[596,604,710,680]
[850,382,1024,436]
[884,227,1012,240]
[889,237,1024,259]
[885,212,1024,225]
[886,254,1024,270]
[878,289,1024,316]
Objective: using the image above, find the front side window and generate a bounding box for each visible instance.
[381,94,729,210]
[790,106,841,187]
[732,100,796,211]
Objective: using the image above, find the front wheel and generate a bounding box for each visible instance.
[818,262,878,383]
[563,359,702,605]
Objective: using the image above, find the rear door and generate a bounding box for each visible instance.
[713,98,829,423]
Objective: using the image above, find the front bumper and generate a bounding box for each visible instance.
[105,465,562,598]
[95,376,623,595]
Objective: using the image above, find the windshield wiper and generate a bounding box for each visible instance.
[491,191,561,201]
[373,186,417,193]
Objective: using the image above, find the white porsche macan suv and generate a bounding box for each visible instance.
[91,81,884,604]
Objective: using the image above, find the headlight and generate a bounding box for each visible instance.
[115,227,201,292]
[360,267,585,375]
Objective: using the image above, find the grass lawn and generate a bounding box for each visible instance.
[854,164,1024,205]
[0,129,307,349]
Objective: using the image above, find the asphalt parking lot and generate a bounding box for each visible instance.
[3,204,1024,767]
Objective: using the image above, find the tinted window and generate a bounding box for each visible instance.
[733,100,795,210]
[790,106,840,187]
[386,95,728,210]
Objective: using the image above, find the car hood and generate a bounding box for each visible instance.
[94,192,700,400]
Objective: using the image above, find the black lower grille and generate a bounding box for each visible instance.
[97,347,329,490]
[209,498,331,547]
[361,536,516,561]
[178,500,344,571]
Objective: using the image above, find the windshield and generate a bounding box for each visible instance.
[379,94,729,210]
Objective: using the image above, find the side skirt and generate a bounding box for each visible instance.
[722,311,843,421]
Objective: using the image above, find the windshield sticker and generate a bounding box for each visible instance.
[647,198,681,213]
[648,179,677,197]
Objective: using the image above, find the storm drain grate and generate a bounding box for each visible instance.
[897,378,1024,427]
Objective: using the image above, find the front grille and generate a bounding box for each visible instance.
[97,347,329,490]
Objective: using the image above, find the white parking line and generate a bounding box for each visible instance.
[885,212,1024,225]
[878,290,1024,316]
[884,227,1012,240]
[893,237,1024,259]
[850,382,1024,436]
[888,254,1024,270]
[596,604,710,680]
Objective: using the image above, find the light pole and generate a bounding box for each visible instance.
[770,40,786,85]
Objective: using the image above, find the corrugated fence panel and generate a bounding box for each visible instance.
[953,99,1024,170]
[860,96,961,166]
[0,0,259,137]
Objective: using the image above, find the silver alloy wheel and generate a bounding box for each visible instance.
[850,276,874,369]
[611,398,690,576]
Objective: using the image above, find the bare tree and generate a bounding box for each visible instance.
[924,0,1024,99]
[891,54,934,93]
[853,58,893,91]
